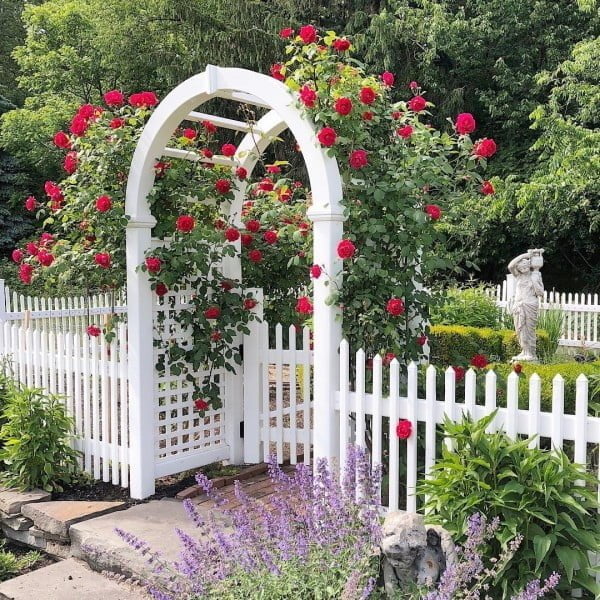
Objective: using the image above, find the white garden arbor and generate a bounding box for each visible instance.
[125,65,345,498]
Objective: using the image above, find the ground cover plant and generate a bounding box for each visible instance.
[419,414,600,598]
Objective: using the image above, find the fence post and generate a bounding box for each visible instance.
[243,288,263,463]
[126,219,157,499]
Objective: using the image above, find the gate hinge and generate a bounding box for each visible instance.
[239,420,244,439]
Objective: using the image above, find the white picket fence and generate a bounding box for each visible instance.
[491,277,600,349]
[338,340,600,513]
[0,320,130,487]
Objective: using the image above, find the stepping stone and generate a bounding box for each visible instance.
[22,500,126,538]
[0,488,50,516]
[0,558,147,599]
[71,498,224,579]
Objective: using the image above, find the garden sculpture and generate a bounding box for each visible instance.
[379,511,456,596]
[508,249,545,362]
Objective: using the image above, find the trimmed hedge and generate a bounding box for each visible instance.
[428,325,553,367]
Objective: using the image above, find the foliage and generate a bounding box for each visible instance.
[419,414,600,598]
[0,384,81,492]
[492,360,600,413]
[428,325,552,367]
[0,539,40,582]
[283,29,493,360]
[118,446,382,599]
[536,307,565,360]
[430,285,504,329]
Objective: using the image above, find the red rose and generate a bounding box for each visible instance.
[270,63,285,81]
[210,331,222,342]
[455,113,476,135]
[453,366,466,382]
[380,71,395,87]
[334,97,353,116]
[154,161,171,178]
[392,111,403,120]
[26,242,38,256]
[298,25,317,44]
[362,111,374,121]
[53,131,71,149]
[513,363,523,374]
[397,125,414,139]
[202,120,217,134]
[279,27,294,39]
[386,298,405,316]
[69,114,89,137]
[11,249,24,264]
[265,165,280,175]
[215,179,231,194]
[310,264,322,279]
[37,251,54,267]
[87,325,101,337]
[18,263,33,284]
[248,249,263,263]
[129,91,159,108]
[409,81,419,90]
[244,298,258,310]
[258,178,274,192]
[245,220,261,233]
[408,95,427,112]
[182,128,196,140]
[481,181,495,195]
[241,234,253,247]
[200,148,213,159]
[103,90,125,106]
[204,306,221,319]
[155,283,168,296]
[176,215,196,232]
[194,399,209,411]
[214,218,226,230]
[109,117,125,129]
[337,239,356,259]
[383,352,396,366]
[24,196,37,212]
[220,143,236,157]
[396,419,412,439]
[299,85,317,108]
[63,151,78,174]
[332,38,350,51]
[145,257,161,273]
[317,127,337,147]
[473,138,497,159]
[417,335,427,346]
[94,253,111,269]
[77,104,95,119]
[263,230,278,244]
[278,188,292,203]
[235,167,248,180]
[96,195,112,212]
[348,149,368,169]
[295,296,313,314]
[44,181,63,200]
[470,354,489,369]
[359,87,377,105]
[424,204,442,220]
[224,227,240,242]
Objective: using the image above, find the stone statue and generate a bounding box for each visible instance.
[507,249,544,362]
[379,512,456,597]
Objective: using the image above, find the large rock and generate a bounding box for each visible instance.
[380,512,456,597]
[0,488,50,515]
[21,500,126,538]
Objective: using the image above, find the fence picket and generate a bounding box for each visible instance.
[551,375,565,450]
[274,323,284,464]
[444,367,456,450]
[355,349,366,453]
[101,335,110,482]
[506,372,518,439]
[371,355,383,474]
[574,375,588,488]
[485,370,497,433]
[302,327,311,465]
[118,323,129,487]
[464,368,476,416]
[339,339,350,473]
[528,374,541,449]
[406,362,418,512]
[424,365,436,478]
[288,325,298,465]
[388,359,400,512]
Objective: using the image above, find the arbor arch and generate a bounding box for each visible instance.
[125,65,344,498]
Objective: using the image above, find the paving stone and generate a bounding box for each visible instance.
[0,514,33,531]
[0,488,50,515]
[29,525,70,543]
[22,500,126,537]
[0,558,147,599]
[1,525,46,550]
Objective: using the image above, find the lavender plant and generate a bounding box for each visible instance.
[118,449,560,599]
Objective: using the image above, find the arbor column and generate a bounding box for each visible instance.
[126,217,156,499]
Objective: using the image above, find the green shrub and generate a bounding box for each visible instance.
[0,539,40,581]
[537,307,565,360]
[419,414,600,598]
[493,360,600,413]
[0,386,81,492]
[428,325,552,366]
[430,286,504,329]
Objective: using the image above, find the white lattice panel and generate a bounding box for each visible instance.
[153,288,229,475]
